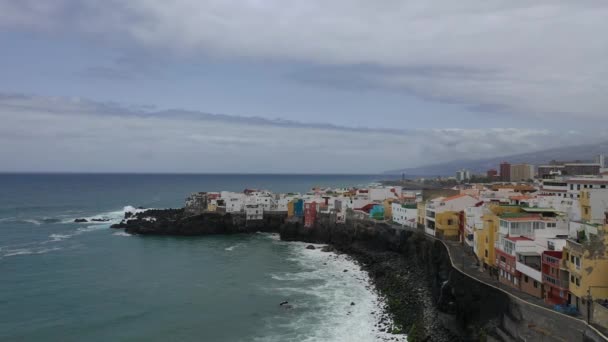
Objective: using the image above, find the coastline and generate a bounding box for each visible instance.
[112,209,457,341]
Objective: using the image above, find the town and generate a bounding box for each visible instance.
[184,154,608,332]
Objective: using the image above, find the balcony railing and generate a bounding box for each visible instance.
[543,274,569,289]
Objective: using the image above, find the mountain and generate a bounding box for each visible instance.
[385,140,608,176]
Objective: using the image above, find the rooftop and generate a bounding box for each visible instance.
[506,236,534,242]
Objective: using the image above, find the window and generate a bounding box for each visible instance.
[571,275,575,283]
[546,222,556,228]
[485,250,488,257]
[500,256,507,263]
[534,281,538,288]
[602,185,606,189]
[570,184,574,190]
[577,184,581,190]
[447,219,454,225]
[524,275,529,282]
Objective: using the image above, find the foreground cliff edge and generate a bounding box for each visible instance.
[112,209,604,342]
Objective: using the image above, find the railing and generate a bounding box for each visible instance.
[543,274,569,289]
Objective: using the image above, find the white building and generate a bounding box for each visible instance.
[391,203,417,228]
[424,194,479,236]
[368,187,401,202]
[465,205,485,250]
[456,169,471,182]
[245,204,263,221]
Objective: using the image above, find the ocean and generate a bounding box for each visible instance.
[0,173,405,341]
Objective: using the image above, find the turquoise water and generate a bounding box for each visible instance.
[0,174,404,341]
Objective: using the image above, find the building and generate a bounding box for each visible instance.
[245,204,263,221]
[417,202,426,228]
[495,234,536,288]
[516,250,543,298]
[294,199,304,217]
[596,154,607,169]
[369,205,385,220]
[456,169,471,182]
[392,202,417,227]
[425,194,479,239]
[474,204,523,269]
[563,219,608,318]
[539,161,600,177]
[487,169,498,180]
[184,192,210,215]
[510,164,535,182]
[563,163,601,176]
[304,202,317,227]
[542,250,569,305]
[500,162,511,182]
[580,189,608,224]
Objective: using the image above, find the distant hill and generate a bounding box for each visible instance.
[385,140,608,176]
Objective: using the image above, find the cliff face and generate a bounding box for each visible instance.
[112,210,603,342]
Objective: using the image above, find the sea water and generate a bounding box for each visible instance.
[0,173,405,341]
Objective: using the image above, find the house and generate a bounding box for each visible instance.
[184,192,210,215]
[245,204,263,221]
[304,202,317,227]
[392,202,417,228]
[516,251,543,298]
[495,235,536,288]
[562,217,608,318]
[542,250,569,305]
[474,204,526,270]
[424,194,479,239]
[580,189,608,224]
[369,205,385,220]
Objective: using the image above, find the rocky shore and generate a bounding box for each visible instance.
[112,209,497,341]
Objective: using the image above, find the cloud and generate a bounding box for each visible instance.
[2,1,606,120]
[0,93,601,173]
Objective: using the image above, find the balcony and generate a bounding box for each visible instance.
[516,261,542,282]
[543,274,569,290]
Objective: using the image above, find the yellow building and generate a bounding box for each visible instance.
[581,189,592,222]
[563,223,608,316]
[383,198,398,221]
[417,202,426,227]
[287,200,295,218]
[434,211,461,240]
[474,204,523,268]
[207,203,217,212]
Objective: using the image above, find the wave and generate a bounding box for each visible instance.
[259,242,406,342]
[225,243,243,251]
[112,232,132,237]
[62,205,148,224]
[1,246,61,258]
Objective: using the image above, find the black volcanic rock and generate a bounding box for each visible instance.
[74,218,88,223]
[306,245,316,250]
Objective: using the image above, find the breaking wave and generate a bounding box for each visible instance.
[258,239,406,342]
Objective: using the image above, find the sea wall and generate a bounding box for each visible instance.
[113,210,607,341]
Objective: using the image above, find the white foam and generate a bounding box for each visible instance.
[2,246,61,258]
[49,234,72,242]
[62,205,149,224]
[112,232,132,237]
[260,242,407,342]
[225,243,244,251]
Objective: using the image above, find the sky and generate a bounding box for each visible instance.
[0,1,607,173]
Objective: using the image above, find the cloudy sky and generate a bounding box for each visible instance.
[1,1,607,173]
